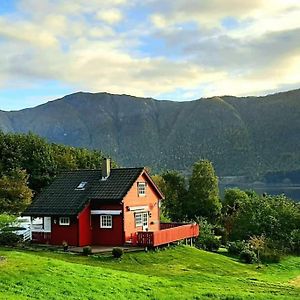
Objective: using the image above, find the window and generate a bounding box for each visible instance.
[138,182,146,196]
[100,215,112,228]
[59,217,70,226]
[135,212,148,227]
[75,181,87,190]
[32,217,43,230]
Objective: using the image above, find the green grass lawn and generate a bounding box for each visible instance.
[0,246,299,300]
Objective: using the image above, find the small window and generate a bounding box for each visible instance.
[32,217,43,225]
[31,217,43,230]
[76,181,87,190]
[138,182,146,196]
[135,212,148,227]
[59,217,70,226]
[100,215,112,228]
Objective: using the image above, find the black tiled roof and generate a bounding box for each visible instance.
[23,168,144,216]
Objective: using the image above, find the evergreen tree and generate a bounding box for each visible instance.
[187,160,221,223]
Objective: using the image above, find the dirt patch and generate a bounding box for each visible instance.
[290,276,300,287]
[0,256,6,263]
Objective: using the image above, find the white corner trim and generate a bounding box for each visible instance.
[91,210,122,215]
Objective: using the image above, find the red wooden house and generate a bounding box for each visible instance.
[23,159,199,247]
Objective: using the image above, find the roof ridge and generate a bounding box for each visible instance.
[59,167,144,173]
[113,167,144,170]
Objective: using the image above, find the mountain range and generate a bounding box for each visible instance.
[1,89,300,178]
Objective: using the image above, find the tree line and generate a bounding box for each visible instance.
[0,131,113,215]
[153,160,300,258]
[0,131,299,259]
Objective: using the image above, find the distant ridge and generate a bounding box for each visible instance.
[1,88,300,177]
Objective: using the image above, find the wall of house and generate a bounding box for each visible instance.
[123,172,161,245]
[50,216,78,246]
[90,202,124,246]
[78,204,92,247]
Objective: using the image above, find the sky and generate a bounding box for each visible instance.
[0,0,300,111]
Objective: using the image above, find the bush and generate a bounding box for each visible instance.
[290,229,300,255]
[196,235,221,252]
[112,247,123,258]
[260,250,281,263]
[0,231,21,246]
[227,241,247,255]
[239,249,257,264]
[213,226,227,245]
[0,214,16,230]
[82,246,92,256]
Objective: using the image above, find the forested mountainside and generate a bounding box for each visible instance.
[1,88,300,177]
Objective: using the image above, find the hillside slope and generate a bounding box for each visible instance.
[1,89,300,176]
[0,246,299,299]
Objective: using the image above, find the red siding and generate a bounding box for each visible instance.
[32,232,51,244]
[78,204,92,246]
[90,202,124,246]
[50,216,78,246]
[123,172,161,245]
[91,214,123,246]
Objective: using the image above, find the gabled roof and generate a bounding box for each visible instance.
[23,168,144,216]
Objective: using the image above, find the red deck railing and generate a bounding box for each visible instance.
[137,222,199,247]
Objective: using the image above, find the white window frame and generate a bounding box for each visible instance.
[135,212,148,227]
[59,217,70,226]
[138,182,146,196]
[75,181,87,190]
[100,215,112,229]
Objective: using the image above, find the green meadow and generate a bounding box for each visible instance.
[0,246,299,300]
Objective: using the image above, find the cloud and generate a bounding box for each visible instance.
[96,9,123,24]
[0,0,299,104]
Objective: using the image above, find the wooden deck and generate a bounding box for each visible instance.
[137,222,199,247]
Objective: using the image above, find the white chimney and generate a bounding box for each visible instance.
[102,158,111,180]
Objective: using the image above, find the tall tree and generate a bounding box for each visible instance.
[157,171,187,222]
[222,188,249,236]
[187,160,221,223]
[0,169,33,215]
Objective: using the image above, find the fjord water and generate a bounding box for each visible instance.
[219,183,300,202]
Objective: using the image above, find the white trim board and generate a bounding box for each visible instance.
[91,210,122,215]
[127,205,149,212]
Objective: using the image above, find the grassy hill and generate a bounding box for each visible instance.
[1,89,300,177]
[0,246,299,299]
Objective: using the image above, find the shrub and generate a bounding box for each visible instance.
[260,250,281,263]
[0,214,16,230]
[227,241,247,255]
[239,249,257,264]
[82,246,92,256]
[0,231,21,246]
[290,229,300,255]
[112,247,123,258]
[213,226,227,245]
[196,235,221,252]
